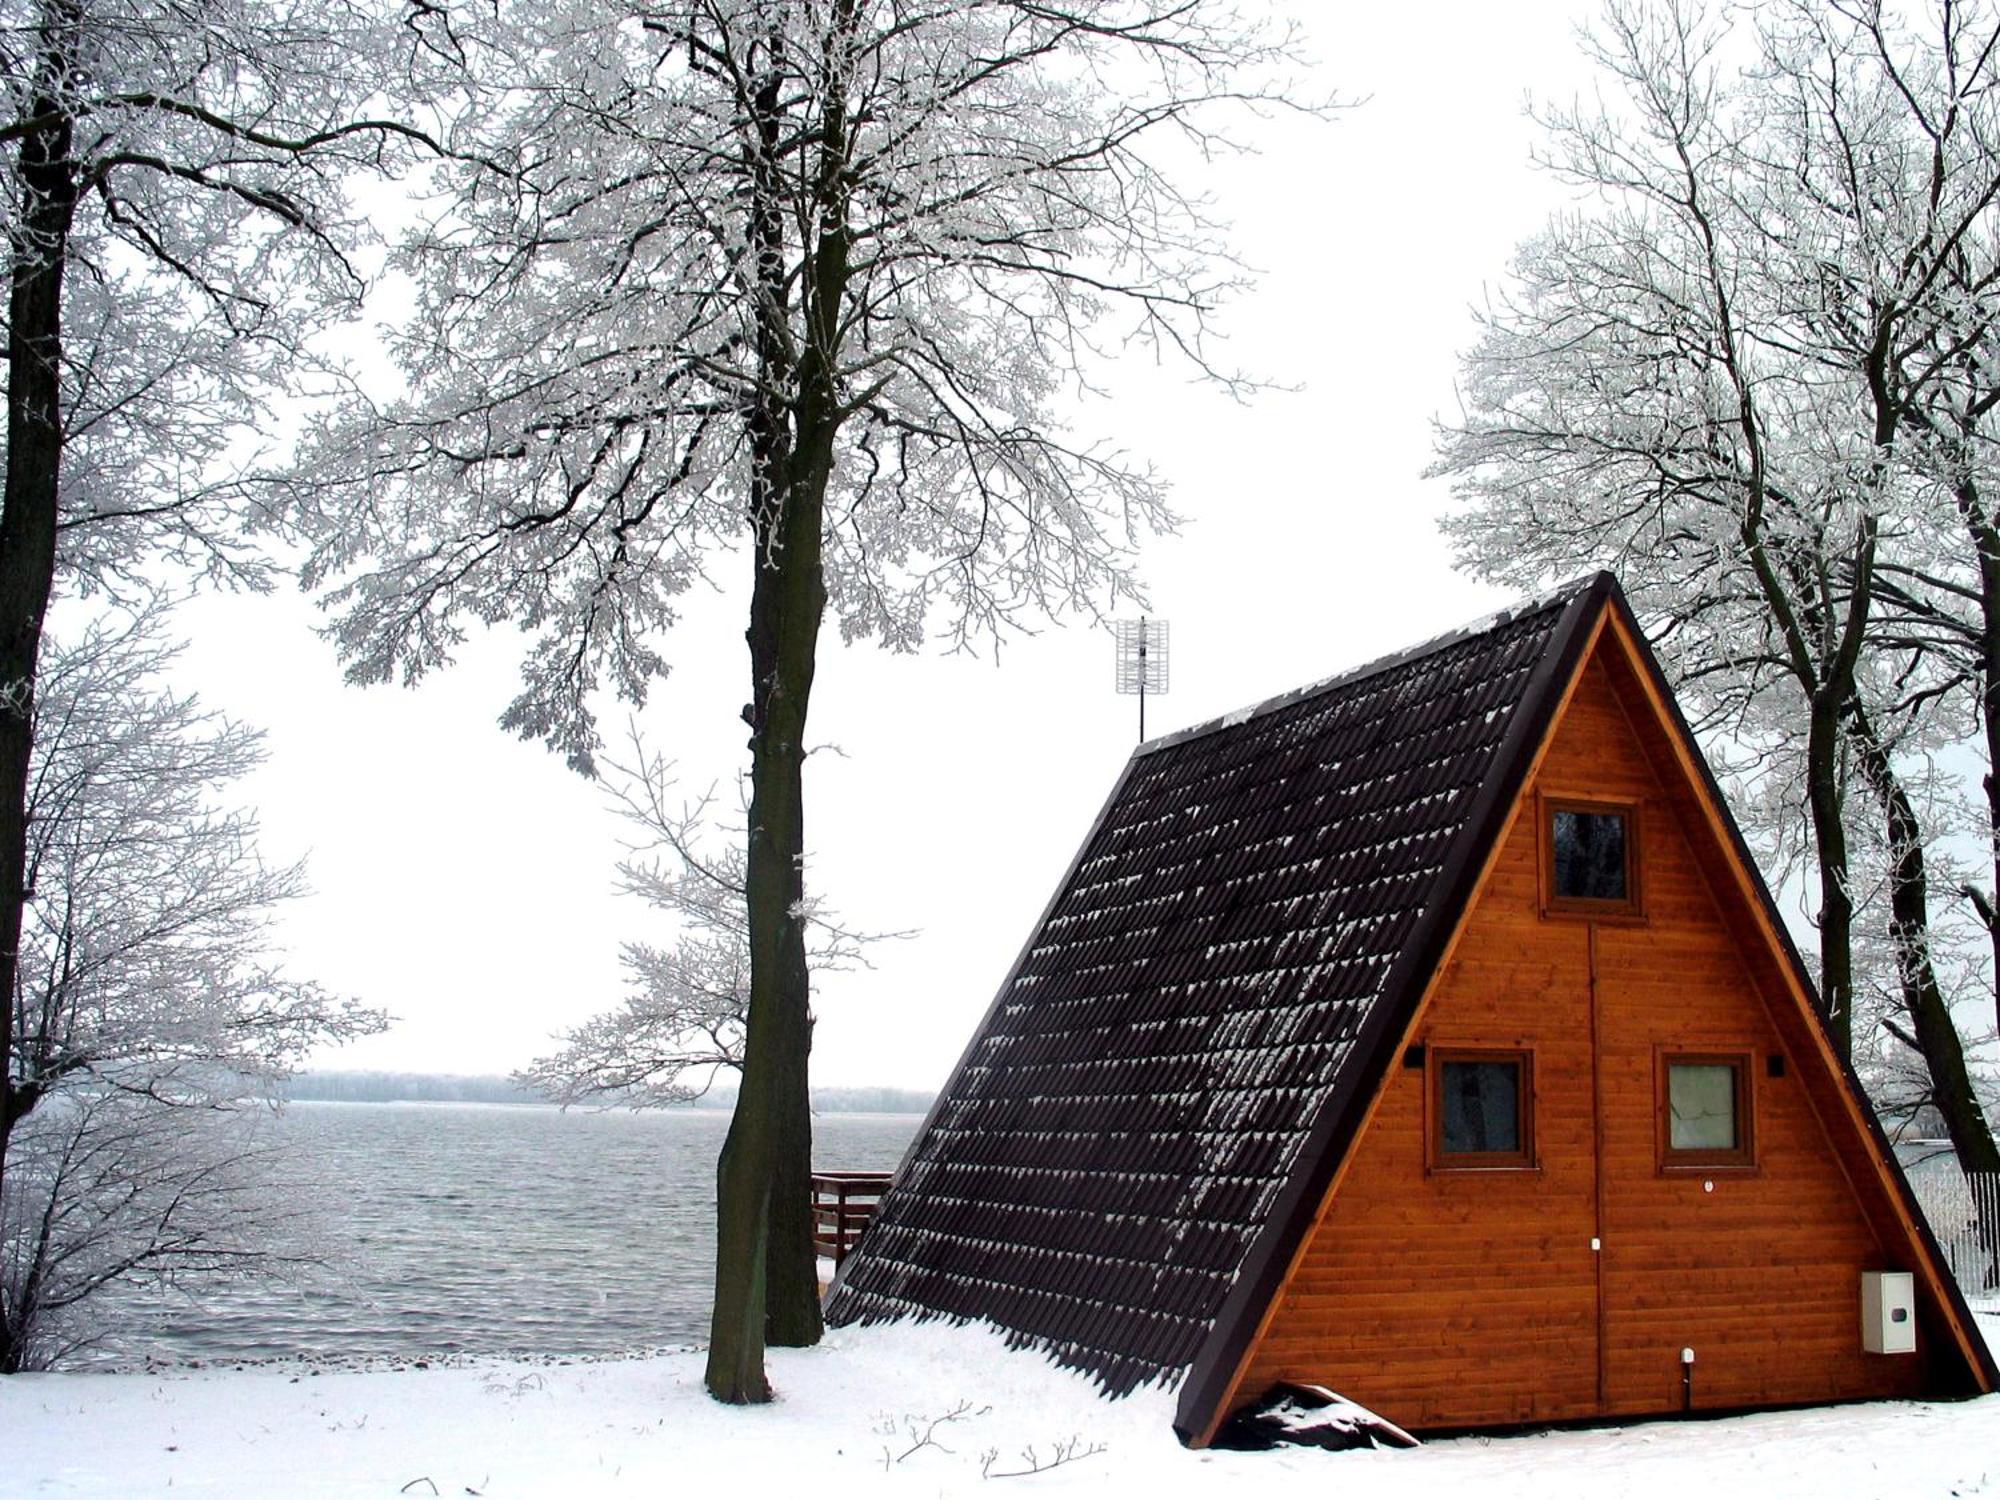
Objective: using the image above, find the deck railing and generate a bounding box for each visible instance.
[812,1171,893,1268]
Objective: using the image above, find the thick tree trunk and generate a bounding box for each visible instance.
[0,78,78,1256]
[1849,701,2000,1177]
[1979,572,2000,1049]
[705,4,861,1395]
[704,480,828,1398]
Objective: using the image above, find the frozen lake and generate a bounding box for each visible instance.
[85,1102,922,1369]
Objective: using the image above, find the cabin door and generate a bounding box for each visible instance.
[1412,1025,1604,1426]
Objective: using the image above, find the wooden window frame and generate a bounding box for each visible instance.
[1656,1049,1757,1171]
[1540,794,1644,920]
[1428,1047,1536,1171]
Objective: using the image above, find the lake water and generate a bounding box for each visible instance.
[85,1103,922,1369]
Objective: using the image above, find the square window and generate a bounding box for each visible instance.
[1430,1049,1534,1169]
[1659,1053,1754,1168]
[1669,1063,1737,1150]
[1543,798,1641,915]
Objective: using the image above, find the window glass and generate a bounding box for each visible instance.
[1441,1059,1521,1155]
[1668,1062,1739,1151]
[1552,808,1628,902]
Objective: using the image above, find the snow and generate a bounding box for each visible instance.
[6,1315,2000,1497]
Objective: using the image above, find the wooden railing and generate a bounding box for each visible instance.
[812,1171,893,1268]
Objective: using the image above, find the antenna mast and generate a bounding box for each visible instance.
[1114,617,1170,741]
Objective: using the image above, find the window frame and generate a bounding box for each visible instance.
[1540,794,1644,919]
[1656,1049,1757,1172]
[1427,1046,1537,1172]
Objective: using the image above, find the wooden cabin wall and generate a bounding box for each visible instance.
[1228,650,1935,1430]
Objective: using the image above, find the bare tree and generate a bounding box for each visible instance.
[1434,0,2000,1172]
[295,0,1323,1401]
[0,606,382,1370]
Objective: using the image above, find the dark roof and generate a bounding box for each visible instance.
[824,574,1607,1392]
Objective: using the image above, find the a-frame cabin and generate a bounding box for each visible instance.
[825,573,1995,1444]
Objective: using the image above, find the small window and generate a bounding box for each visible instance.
[1544,797,1640,915]
[1430,1048,1534,1169]
[1659,1052,1754,1168]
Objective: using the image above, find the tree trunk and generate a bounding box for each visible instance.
[1849,701,2000,1177]
[762,971,819,1346]
[1737,501,1873,1062]
[0,72,79,1228]
[704,459,828,1397]
[1949,467,2000,1049]
[1976,576,2000,1050]
[1806,693,1856,1060]
[703,5,865,1393]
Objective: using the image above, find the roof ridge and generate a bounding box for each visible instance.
[1135,571,1610,759]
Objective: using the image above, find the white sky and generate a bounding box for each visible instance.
[165,1,1612,1091]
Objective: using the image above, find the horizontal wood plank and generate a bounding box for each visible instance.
[1228,647,1951,1431]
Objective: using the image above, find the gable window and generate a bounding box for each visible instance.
[1659,1052,1754,1169]
[1430,1048,1534,1169]
[1544,797,1641,916]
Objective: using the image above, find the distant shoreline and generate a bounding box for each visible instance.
[283,1069,934,1115]
[283,1097,929,1118]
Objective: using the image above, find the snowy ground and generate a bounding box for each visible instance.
[6,1316,2000,1498]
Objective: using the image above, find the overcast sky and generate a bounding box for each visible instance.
[161,0,1611,1092]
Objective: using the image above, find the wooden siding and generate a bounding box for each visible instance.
[1229,643,1936,1430]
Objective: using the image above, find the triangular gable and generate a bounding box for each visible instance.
[827,571,1993,1441]
[1176,584,1996,1442]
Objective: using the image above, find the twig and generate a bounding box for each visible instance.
[980,1436,1108,1479]
[878,1400,984,1470]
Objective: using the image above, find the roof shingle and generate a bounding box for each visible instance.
[825,580,1598,1392]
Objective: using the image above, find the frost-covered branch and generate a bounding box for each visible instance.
[1434,0,2000,1168]
[518,727,907,1110]
[0,602,384,1370]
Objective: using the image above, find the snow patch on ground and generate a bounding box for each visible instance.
[5,1315,1999,1497]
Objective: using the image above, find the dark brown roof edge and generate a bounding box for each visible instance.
[1603,587,2000,1394]
[1136,575,1605,761]
[1170,571,1616,1446]
[823,751,1145,1309]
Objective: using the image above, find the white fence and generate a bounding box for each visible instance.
[1905,1163,2000,1311]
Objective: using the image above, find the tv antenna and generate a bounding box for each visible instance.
[1114,617,1170,741]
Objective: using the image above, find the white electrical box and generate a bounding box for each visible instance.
[1861,1271,1916,1354]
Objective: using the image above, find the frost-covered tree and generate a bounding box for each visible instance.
[520,734,896,1110]
[0,0,446,1260]
[1433,0,2000,1173]
[295,0,1319,1401]
[0,607,382,1371]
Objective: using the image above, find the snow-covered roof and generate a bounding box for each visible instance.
[825,574,1606,1403]
[1136,572,1604,760]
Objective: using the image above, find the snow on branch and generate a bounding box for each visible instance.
[293,0,1338,773]
[518,726,908,1109]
